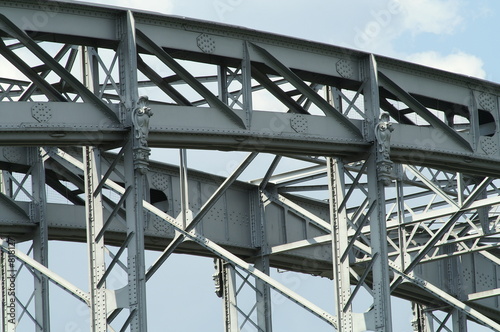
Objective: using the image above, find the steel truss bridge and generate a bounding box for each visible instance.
[1,1,500,331]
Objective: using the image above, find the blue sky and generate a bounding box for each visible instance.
[11,0,500,331]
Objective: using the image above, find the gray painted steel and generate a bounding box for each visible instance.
[1,1,500,331]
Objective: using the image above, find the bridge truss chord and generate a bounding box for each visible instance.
[1,1,500,331]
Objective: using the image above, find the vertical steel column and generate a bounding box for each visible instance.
[219,60,271,330]
[363,55,393,332]
[244,43,272,324]
[0,171,12,196]
[222,263,240,332]
[122,64,150,332]
[254,186,272,331]
[395,165,408,272]
[1,251,9,330]
[478,189,490,234]
[179,149,189,229]
[218,65,229,104]
[82,46,108,331]
[1,240,16,332]
[451,309,467,331]
[457,173,465,206]
[118,10,149,331]
[327,157,353,331]
[447,247,467,332]
[84,147,108,331]
[411,303,433,332]
[30,147,50,332]
[254,257,272,332]
[242,42,253,127]
[0,170,14,331]
[325,86,343,114]
[469,91,480,153]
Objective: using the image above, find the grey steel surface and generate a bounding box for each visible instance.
[1,1,500,331]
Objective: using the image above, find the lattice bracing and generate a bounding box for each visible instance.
[1,1,500,331]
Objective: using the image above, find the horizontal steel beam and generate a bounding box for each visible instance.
[1,155,500,322]
[467,288,500,302]
[0,103,497,175]
[2,1,499,104]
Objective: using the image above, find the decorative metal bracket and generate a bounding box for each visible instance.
[375,112,394,186]
[132,96,153,174]
[212,258,223,298]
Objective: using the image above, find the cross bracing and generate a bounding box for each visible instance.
[1,1,500,331]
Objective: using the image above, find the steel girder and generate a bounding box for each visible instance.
[2,146,500,331]
[1,1,500,332]
[0,2,499,175]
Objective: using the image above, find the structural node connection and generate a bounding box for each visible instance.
[1,1,500,331]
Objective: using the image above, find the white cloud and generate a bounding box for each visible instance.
[406,51,486,78]
[398,0,463,35]
[342,0,465,55]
